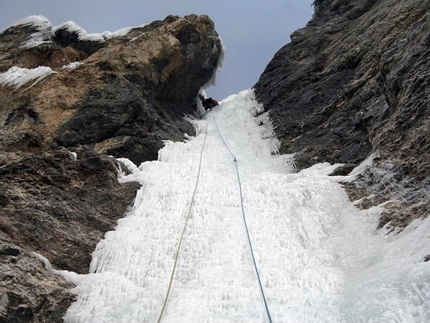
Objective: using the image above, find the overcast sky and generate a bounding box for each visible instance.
[0,0,314,100]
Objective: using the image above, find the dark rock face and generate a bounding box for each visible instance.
[53,25,105,56]
[0,14,222,322]
[0,147,140,274]
[254,0,429,227]
[0,147,140,323]
[0,247,75,323]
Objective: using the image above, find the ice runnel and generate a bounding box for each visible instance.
[64,89,430,323]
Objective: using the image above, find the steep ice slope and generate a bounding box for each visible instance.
[64,90,430,323]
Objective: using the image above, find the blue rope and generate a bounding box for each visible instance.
[212,112,273,323]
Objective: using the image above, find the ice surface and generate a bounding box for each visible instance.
[0,66,55,89]
[64,90,430,323]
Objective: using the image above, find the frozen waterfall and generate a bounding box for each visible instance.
[62,89,430,323]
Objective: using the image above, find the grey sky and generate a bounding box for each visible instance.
[0,0,314,100]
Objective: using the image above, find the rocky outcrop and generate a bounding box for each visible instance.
[254,0,429,228]
[0,14,222,164]
[0,248,75,323]
[0,14,222,322]
[0,147,139,323]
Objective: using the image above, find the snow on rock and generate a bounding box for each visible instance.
[62,62,84,69]
[1,15,134,50]
[0,66,55,89]
[53,21,133,43]
[5,15,52,32]
[53,21,105,42]
[63,89,430,323]
[5,15,54,49]
[100,26,134,40]
[33,252,84,286]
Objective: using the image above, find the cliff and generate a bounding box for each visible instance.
[0,14,222,322]
[254,0,429,229]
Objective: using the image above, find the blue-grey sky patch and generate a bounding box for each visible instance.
[0,0,314,99]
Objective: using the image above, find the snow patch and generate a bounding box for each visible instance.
[69,152,78,162]
[116,158,146,186]
[100,27,134,40]
[2,15,54,49]
[53,21,104,42]
[33,252,84,285]
[62,62,83,69]
[348,151,379,179]
[0,66,55,89]
[53,21,133,43]
[4,15,51,31]
[1,15,135,50]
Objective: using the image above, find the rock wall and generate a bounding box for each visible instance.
[0,14,222,322]
[254,0,429,228]
[0,14,222,164]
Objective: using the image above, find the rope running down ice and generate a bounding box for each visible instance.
[212,112,273,323]
[156,123,208,323]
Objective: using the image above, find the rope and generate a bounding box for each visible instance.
[212,113,236,161]
[212,112,273,323]
[156,124,208,323]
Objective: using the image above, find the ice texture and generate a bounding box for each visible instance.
[64,90,430,323]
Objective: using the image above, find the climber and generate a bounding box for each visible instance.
[199,94,219,111]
